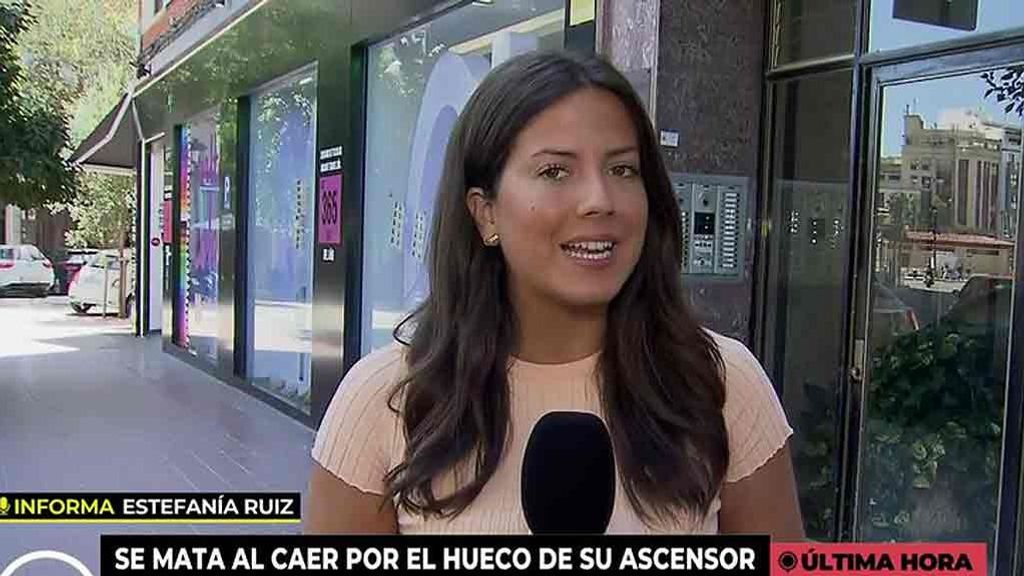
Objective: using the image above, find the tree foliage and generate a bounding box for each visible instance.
[0,0,77,208]
[63,172,133,248]
[982,65,1024,117]
[861,316,1005,542]
[11,0,136,245]
[15,0,135,144]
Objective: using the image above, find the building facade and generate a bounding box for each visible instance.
[1,204,72,267]
[105,0,1024,568]
[128,0,596,423]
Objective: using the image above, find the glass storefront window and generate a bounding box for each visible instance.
[180,110,222,364]
[163,139,174,341]
[569,0,595,26]
[148,140,165,333]
[870,0,1024,53]
[766,69,854,540]
[770,0,857,67]
[361,0,566,353]
[858,69,1021,549]
[247,66,318,413]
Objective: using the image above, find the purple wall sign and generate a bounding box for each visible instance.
[318,174,342,245]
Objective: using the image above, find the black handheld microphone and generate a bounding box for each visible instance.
[521,411,616,534]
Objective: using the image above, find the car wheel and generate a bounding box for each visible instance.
[71,303,92,314]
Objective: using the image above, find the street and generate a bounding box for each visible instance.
[0,296,313,575]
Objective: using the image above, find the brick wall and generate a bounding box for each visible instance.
[141,0,202,54]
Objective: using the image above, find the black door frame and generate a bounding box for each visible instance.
[850,41,1024,574]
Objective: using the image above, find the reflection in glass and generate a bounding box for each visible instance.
[247,67,317,413]
[871,0,1024,53]
[770,0,857,67]
[767,70,854,540]
[181,110,221,364]
[163,140,174,340]
[360,0,566,353]
[859,69,1022,548]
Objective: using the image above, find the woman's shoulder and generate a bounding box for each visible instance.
[341,340,410,394]
[702,329,793,483]
[702,329,779,406]
[704,329,767,385]
[312,341,409,493]
[317,341,409,434]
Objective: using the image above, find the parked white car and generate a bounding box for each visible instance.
[0,244,55,297]
[68,250,134,315]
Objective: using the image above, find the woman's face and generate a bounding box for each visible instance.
[469,87,648,312]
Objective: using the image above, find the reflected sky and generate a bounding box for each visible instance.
[871,0,1024,52]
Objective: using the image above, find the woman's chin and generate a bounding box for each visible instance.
[553,287,622,312]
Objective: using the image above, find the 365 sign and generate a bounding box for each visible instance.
[318,174,342,246]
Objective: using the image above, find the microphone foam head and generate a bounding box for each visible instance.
[521,411,616,534]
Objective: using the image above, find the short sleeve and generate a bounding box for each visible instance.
[311,343,406,495]
[713,333,793,483]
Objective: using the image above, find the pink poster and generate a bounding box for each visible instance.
[318,174,342,245]
[162,200,172,243]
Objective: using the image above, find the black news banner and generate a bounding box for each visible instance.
[100,535,770,575]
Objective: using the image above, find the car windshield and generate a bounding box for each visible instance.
[88,254,120,270]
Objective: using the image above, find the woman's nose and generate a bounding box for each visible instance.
[576,171,615,217]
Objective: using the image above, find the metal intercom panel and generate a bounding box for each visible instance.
[671,173,748,279]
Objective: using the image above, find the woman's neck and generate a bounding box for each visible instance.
[510,290,607,365]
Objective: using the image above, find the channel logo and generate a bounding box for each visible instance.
[777,551,798,572]
[0,551,94,576]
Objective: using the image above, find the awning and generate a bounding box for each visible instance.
[904,230,1017,249]
[68,91,140,175]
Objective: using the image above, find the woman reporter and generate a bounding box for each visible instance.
[306,50,804,538]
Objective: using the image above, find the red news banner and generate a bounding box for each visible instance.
[772,543,986,576]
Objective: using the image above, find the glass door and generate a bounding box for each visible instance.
[856,52,1024,556]
[246,66,318,414]
[180,110,222,365]
[764,69,854,541]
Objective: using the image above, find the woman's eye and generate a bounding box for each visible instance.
[610,164,639,178]
[539,165,570,181]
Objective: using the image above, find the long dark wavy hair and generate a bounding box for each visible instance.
[384,50,728,525]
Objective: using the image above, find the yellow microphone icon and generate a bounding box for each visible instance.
[0,496,9,515]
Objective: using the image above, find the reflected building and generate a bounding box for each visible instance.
[901,230,1014,278]
[900,111,1021,238]
[877,156,923,228]
[879,112,1021,283]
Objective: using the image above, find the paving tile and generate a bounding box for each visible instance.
[0,298,315,574]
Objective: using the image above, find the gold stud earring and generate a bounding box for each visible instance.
[484,233,500,246]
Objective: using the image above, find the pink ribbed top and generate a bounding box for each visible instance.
[311,331,792,534]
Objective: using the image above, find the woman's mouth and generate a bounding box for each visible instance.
[560,240,616,261]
